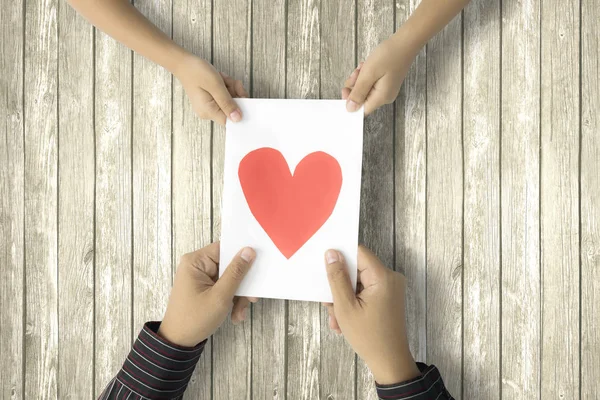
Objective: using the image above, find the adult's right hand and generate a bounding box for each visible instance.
[323,246,421,384]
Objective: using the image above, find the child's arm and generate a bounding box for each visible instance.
[68,0,247,125]
[343,0,471,115]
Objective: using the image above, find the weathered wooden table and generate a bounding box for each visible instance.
[1,0,598,398]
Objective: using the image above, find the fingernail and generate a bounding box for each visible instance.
[357,62,363,70]
[229,109,242,122]
[325,249,339,264]
[241,247,255,262]
[346,100,359,112]
[328,315,334,326]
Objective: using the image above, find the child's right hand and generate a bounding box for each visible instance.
[174,54,249,125]
[323,246,421,385]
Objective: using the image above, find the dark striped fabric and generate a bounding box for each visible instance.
[376,363,454,400]
[99,322,453,400]
[98,322,205,400]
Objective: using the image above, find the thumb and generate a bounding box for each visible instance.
[213,247,255,303]
[324,250,356,308]
[346,70,375,112]
[210,80,242,122]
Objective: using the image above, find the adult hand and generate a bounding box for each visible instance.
[342,30,419,115]
[158,243,257,347]
[323,246,420,384]
[174,54,249,125]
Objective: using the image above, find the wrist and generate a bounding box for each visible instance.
[157,318,200,348]
[370,348,421,385]
[392,20,428,55]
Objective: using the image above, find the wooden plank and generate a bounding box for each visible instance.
[355,1,394,399]
[23,0,59,397]
[462,1,500,399]
[395,0,427,367]
[285,1,321,398]
[540,0,580,397]
[211,0,252,398]
[581,0,600,396]
[94,26,133,398]
[426,12,462,399]
[171,0,213,398]
[0,0,24,396]
[500,0,541,397]
[250,1,287,399]
[319,1,356,399]
[57,4,95,398]
[132,0,172,331]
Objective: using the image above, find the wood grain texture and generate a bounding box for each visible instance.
[172,0,213,398]
[24,0,59,397]
[0,0,24,396]
[462,1,500,398]
[57,4,95,398]
[426,13,463,399]
[540,0,580,397]
[319,1,357,399]
[285,1,322,399]
[94,28,133,397]
[581,0,600,396]
[500,0,541,397]
[132,0,172,332]
[355,1,394,399]
[211,0,252,398]
[250,1,287,399]
[395,0,427,366]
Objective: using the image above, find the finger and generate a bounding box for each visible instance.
[363,90,385,116]
[248,297,259,303]
[213,247,256,302]
[231,297,251,324]
[209,109,227,126]
[324,304,341,334]
[346,69,376,112]
[324,249,357,308]
[341,87,351,100]
[210,82,243,122]
[234,80,249,98]
[357,245,386,287]
[344,64,362,88]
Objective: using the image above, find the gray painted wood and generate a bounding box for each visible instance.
[250,1,287,399]
[426,12,463,399]
[500,0,541,397]
[581,0,600,397]
[355,1,395,399]
[2,0,598,398]
[24,0,59,397]
[132,0,173,332]
[57,4,95,398]
[0,0,24,396]
[462,1,500,399]
[285,1,322,399]
[540,0,580,397]
[172,0,213,398]
[94,27,133,398]
[211,0,253,399]
[395,0,427,368]
[320,1,357,399]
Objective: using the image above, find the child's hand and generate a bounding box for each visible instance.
[158,243,258,347]
[174,55,249,125]
[342,32,418,115]
[322,246,420,384]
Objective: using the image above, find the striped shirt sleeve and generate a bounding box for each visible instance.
[375,363,454,400]
[98,321,206,400]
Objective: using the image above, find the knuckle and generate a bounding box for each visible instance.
[228,261,247,281]
[327,264,347,283]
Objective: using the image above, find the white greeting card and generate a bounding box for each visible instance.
[219,98,363,302]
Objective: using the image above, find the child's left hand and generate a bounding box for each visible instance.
[342,31,419,115]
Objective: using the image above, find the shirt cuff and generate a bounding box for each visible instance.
[115,321,206,399]
[375,363,453,399]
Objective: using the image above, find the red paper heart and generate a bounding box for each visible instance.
[238,147,343,259]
